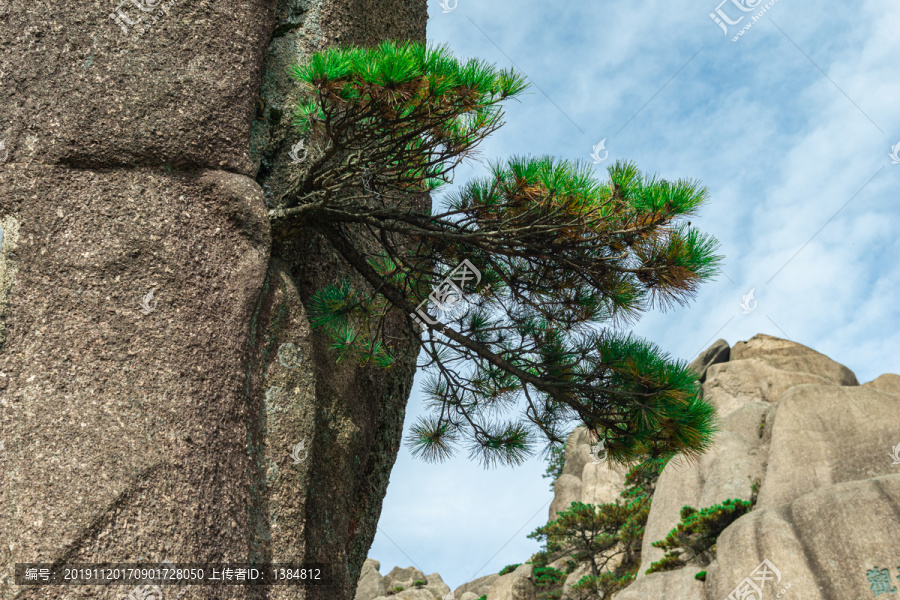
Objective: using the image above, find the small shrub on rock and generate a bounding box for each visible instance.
[528,457,668,599]
[499,563,521,576]
[647,498,752,573]
[530,551,550,569]
[534,566,564,587]
[645,551,685,574]
[413,580,426,587]
[534,567,565,600]
[571,572,636,599]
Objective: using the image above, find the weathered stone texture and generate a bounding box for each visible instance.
[708,474,900,600]
[0,0,276,173]
[252,3,427,599]
[486,563,535,600]
[614,566,705,600]
[355,558,387,600]
[549,426,627,521]
[687,337,729,382]
[1,0,427,599]
[452,573,500,599]
[0,166,271,599]
[635,334,896,600]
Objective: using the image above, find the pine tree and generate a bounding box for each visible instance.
[645,498,752,573]
[527,458,668,599]
[271,40,722,468]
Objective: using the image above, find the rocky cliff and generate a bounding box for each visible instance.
[356,334,900,600]
[0,1,425,599]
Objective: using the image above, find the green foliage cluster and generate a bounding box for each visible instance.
[308,277,399,368]
[695,570,707,581]
[534,566,564,586]
[498,563,521,576]
[284,40,723,471]
[413,579,426,586]
[646,498,752,573]
[527,458,667,599]
[390,585,405,594]
[289,40,527,192]
[534,567,565,600]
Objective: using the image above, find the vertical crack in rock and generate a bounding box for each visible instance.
[247,1,427,598]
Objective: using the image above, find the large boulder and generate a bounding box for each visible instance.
[560,426,593,479]
[634,333,895,597]
[708,474,900,600]
[0,167,273,600]
[613,566,706,600]
[486,563,536,600]
[0,0,276,174]
[452,573,500,599]
[423,572,452,599]
[355,559,387,600]
[687,338,730,382]
[756,383,900,508]
[549,474,583,519]
[863,373,900,396]
[422,335,897,600]
[730,333,858,385]
[559,562,590,600]
[638,401,769,577]
[384,566,429,592]
[579,460,628,506]
[703,358,833,417]
[0,0,428,599]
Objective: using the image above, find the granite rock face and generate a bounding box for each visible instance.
[687,337,729,382]
[708,473,900,600]
[383,566,428,591]
[356,558,388,600]
[486,563,536,600]
[452,573,500,599]
[549,426,628,520]
[0,166,272,600]
[613,566,706,600]
[0,1,426,599]
[634,335,899,600]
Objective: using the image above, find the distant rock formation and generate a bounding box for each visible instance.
[357,334,900,600]
[354,559,453,600]
[596,334,898,599]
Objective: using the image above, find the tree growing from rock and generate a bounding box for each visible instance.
[645,498,752,574]
[271,40,722,468]
[528,458,667,599]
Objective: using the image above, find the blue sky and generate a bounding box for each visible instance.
[367,0,900,590]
